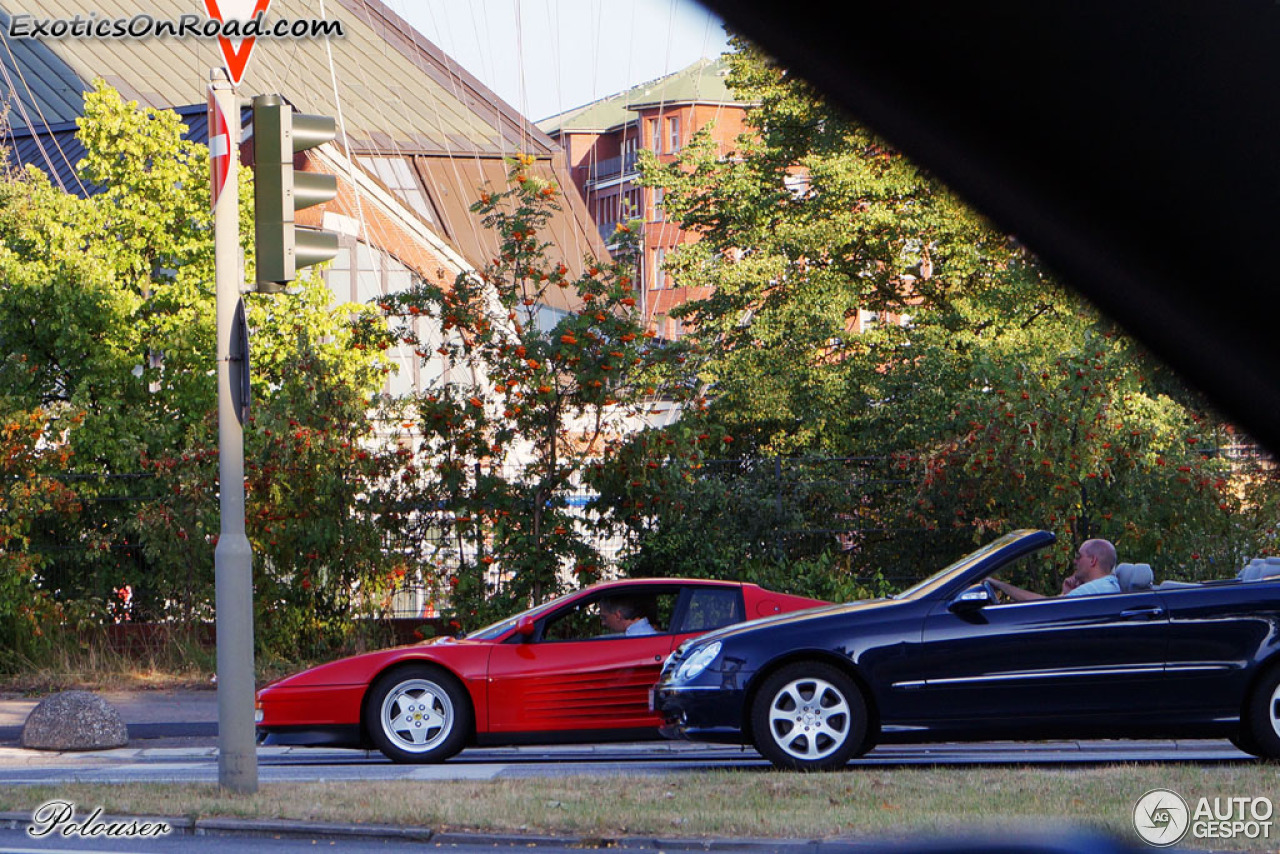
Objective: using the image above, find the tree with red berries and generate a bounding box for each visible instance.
[383,154,697,627]
[636,39,1279,586]
[0,409,81,655]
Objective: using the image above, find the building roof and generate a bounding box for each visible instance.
[0,0,551,156]
[538,56,738,135]
[0,0,609,274]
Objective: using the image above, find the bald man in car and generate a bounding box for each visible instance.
[989,538,1119,602]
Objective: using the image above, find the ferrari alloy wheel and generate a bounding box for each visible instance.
[751,662,868,771]
[364,665,471,763]
[1244,665,1280,760]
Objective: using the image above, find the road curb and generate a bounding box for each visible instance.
[0,809,858,850]
[193,816,436,841]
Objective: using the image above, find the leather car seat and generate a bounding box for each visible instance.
[1114,562,1154,592]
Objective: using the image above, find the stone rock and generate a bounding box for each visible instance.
[21,691,128,751]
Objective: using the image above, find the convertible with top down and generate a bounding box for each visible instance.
[654,529,1280,770]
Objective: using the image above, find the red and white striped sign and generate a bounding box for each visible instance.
[208,86,230,210]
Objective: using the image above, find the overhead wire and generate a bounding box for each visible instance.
[541,0,584,265]
[0,34,85,196]
[416,0,501,256]
[317,0,370,253]
[380,0,517,390]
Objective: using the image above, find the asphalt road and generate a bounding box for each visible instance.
[0,738,1256,786]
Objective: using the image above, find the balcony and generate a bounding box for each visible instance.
[582,151,640,187]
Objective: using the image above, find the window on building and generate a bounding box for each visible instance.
[626,188,642,219]
[652,187,665,222]
[652,247,666,290]
[667,116,681,153]
[356,242,382,304]
[649,118,661,152]
[534,304,570,333]
[322,236,442,397]
[358,156,441,226]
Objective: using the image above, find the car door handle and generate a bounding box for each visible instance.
[1120,607,1164,620]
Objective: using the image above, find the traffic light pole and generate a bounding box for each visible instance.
[210,69,258,794]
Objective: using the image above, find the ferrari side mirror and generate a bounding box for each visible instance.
[516,615,536,637]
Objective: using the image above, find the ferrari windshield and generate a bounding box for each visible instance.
[465,590,579,641]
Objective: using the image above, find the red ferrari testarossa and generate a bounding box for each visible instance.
[256,577,826,762]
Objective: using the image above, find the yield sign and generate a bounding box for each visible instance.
[205,0,272,85]
[208,86,231,210]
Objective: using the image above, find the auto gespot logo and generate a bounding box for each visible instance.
[1134,789,1274,846]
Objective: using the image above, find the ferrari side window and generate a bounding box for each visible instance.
[678,588,743,633]
[539,590,680,641]
[540,603,600,642]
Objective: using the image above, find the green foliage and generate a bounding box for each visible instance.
[0,410,81,654]
[0,81,409,660]
[382,155,698,629]
[641,39,1022,457]
[636,40,1278,586]
[909,326,1268,580]
[0,81,231,470]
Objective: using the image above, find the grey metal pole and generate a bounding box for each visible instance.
[210,68,258,794]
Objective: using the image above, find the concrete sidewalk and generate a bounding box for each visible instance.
[0,688,218,747]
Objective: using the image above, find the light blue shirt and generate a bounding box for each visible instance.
[625,617,656,636]
[1066,574,1121,596]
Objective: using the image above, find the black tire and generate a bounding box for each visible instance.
[1231,730,1264,757]
[364,665,471,763]
[750,662,869,771]
[1243,665,1280,760]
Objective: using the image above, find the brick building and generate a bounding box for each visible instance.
[540,57,749,340]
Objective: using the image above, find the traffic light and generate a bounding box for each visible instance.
[252,94,339,292]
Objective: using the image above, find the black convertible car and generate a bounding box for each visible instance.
[654,529,1280,770]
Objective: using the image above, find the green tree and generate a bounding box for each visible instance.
[0,82,408,657]
[641,39,1029,457]
[638,41,1276,584]
[0,81,229,470]
[383,155,696,628]
[0,409,81,655]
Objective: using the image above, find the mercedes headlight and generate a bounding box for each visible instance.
[675,641,722,682]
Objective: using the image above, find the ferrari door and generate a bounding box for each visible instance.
[485,588,681,735]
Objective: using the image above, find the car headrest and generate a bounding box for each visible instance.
[1114,562,1154,592]
[1238,558,1280,582]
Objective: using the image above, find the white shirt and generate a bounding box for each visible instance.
[625,617,656,636]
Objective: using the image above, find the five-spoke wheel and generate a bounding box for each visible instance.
[751,662,869,771]
[364,665,471,763]
[1242,666,1280,760]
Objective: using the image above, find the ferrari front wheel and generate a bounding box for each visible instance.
[751,662,868,771]
[364,665,471,763]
